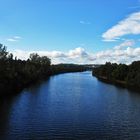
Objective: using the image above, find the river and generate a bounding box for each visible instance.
[1,71,140,140]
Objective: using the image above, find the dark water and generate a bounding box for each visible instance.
[1,72,140,140]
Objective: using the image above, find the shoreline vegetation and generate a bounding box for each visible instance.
[0,44,88,97]
[92,61,140,92]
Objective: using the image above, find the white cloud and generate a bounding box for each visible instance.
[102,11,140,41]
[11,41,140,64]
[80,20,91,25]
[102,39,117,42]
[6,36,22,42]
[114,40,135,50]
[7,38,18,42]
[89,40,140,64]
[11,47,92,64]
[14,36,22,39]
[68,47,88,58]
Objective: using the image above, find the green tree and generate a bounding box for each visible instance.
[0,44,8,60]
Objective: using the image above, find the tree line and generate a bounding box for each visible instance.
[0,44,87,96]
[92,61,140,90]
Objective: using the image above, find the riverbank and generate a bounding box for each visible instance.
[0,44,91,97]
[93,75,139,91]
[0,64,88,97]
[92,61,140,92]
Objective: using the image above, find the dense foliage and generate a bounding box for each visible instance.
[0,44,87,96]
[92,61,140,89]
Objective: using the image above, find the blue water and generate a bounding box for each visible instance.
[1,72,140,140]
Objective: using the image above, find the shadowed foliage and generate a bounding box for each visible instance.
[0,44,87,96]
[92,61,140,90]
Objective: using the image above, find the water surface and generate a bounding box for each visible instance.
[1,72,140,140]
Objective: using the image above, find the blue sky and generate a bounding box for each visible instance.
[1,0,140,64]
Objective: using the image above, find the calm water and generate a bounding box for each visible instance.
[1,72,140,140]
